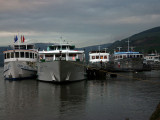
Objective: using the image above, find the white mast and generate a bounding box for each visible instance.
[18,32,20,49]
[126,38,130,52]
[60,36,62,50]
[103,48,108,53]
[98,46,101,60]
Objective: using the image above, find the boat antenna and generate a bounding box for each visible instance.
[60,36,62,50]
[155,50,157,55]
[98,46,101,60]
[103,48,108,53]
[117,47,122,52]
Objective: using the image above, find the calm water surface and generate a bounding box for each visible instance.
[0,67,160,120]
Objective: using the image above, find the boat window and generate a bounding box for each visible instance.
[140,55,143,58]
[20,45,26,49]
[20,52,24,58]
[15,52,19,58]
[55,54,60,57]
[4,53,6,59]
[92,56,95,59]
[69,45,75,50]
[45,55,53,57]
[33,53,34,59]
[30,52,33,58]
[123,55,126,58]
[96,56,99,59]
[35,54,37,58]
[100,56,103,59]
[49,46,56,50]
[27,45,34,49]
[55,54,66,60]
[62,54,66,57]
[14,45,19,49]
[25,52,29,58]
[57,46,61,50]
[137,55,139,58]
[69,54,76,57]
[7,53,10,59]
[104,56,107,59]
[120,55,122,58]
[62,46,66,50]
[11,52,14,58]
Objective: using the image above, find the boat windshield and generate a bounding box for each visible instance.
[14,45,34,50]
[48,45,75,51]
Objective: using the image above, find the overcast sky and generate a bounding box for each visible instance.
[0,0,160,47]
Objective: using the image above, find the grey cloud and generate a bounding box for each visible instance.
[0,0,160,47]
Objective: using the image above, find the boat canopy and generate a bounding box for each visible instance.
[114,51,141,55]
[47,44,75,51]
[12,42,35,50]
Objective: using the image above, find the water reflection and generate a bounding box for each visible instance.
[0,68,160,120]
[37,81,87,120]
[3,80,38,120]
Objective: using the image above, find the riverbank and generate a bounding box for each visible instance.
[150,102,160,120]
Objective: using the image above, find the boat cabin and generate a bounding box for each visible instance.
[89,50,110,63]
[114,52,143,61]
[47,44,75,51]
[144,53,160,63]
[3,43,38,62]
[14,44,35,50]
[39,44,84,62]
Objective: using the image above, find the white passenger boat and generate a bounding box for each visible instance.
[37,43,86,82]
[113,51,144,71]
[110,39,144,72]
[88,50,110,69]
[3,36,38,80]
[144,53,160,64]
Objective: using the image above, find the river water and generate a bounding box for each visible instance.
[0,67,160,120]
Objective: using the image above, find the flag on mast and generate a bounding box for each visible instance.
[14,35,18,43]
[23,36,25,42]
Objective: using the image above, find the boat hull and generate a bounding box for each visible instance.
[4,61,37,80]
[37,61,86,82]
[108,58,144,72]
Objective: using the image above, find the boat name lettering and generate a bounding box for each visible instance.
[17,64,30,70]
[17,64,23,68]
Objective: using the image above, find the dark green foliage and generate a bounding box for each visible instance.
[108,26,160,53]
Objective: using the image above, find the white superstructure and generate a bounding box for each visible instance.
[144,53,160,63]
[89,50,110,63]
[3,36,38,80]
[114,51,143,61]
[37,43,85,82]
[112,51,144,71]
